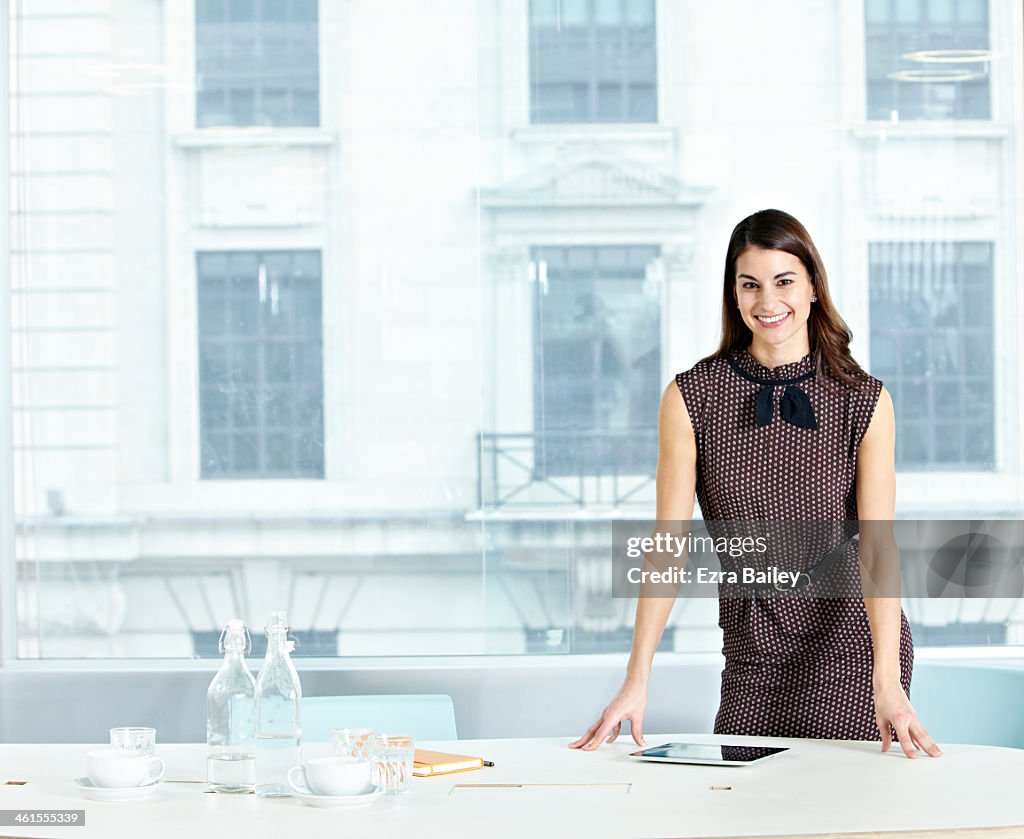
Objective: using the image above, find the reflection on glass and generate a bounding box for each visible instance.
[865,0,990,120]
[5,2,1021,661]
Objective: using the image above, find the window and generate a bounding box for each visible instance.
[531,246,660,482]
[195,0,320,128]
[529,0,657,123]
[864,0,990,120]
[198,251,324,478]
[868,241,994,470]
[6,1,1023,665]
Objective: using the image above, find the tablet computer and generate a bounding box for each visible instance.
[629,742,788,766]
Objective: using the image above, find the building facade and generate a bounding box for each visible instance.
[7,0,1024,658]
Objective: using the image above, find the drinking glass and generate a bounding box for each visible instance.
[110,727,156,755]
[374,734,414,794]
[330,728,376,762]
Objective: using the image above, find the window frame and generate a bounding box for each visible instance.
[0,0,15,666]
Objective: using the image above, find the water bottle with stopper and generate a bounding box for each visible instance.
[255,611,302,797]
[206,618,257,793]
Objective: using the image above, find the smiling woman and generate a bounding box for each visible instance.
[722,211,867,389]
[573,209,942,760]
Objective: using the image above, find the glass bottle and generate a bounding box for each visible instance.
[206,618,257,793]
[254,611,302,797]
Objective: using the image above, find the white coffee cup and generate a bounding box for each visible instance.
[288,757,372,797]
[86,748,165,789]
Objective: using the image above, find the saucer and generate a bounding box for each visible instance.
[290,783,383,809]
[72,777,161,801]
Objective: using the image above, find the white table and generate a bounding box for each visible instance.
[2,734,1023,839]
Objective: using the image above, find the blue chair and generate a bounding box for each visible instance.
[302,694,458,743]
[911,662,1024,749]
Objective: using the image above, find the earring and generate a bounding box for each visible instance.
[811,297,817,302]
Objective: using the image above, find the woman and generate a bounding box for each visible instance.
[570,209,941,759]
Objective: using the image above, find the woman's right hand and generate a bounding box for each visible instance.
[568,678,649,751]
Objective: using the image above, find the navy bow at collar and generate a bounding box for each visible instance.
[728,355,818,430]
[754,383,817,429]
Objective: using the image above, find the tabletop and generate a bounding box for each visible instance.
[2,733,1023,839]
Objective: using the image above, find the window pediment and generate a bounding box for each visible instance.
[481,156,706,209]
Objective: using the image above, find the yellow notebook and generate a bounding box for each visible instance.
[412,749,484,777]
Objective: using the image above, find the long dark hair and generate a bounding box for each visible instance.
[709,209,867,387]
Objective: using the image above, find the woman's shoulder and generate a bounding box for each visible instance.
[842,371,883,399]
[838,372,886,453]
[848,372,884,413]
[819,358,883,398]
[673,355,730,433]
[675,353,728,386]
[821,367,885,434]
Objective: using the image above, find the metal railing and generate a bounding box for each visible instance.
[477,429,657,509]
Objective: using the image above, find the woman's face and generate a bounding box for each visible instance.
[733,246,815,351]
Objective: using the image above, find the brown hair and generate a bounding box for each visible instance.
[709,208,867,387]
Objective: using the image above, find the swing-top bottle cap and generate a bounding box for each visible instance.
[219,618,251,654]
[265,611,289,635]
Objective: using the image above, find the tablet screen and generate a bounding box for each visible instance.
[633,743,788,763]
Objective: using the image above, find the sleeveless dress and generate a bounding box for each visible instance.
[675,347,913,741]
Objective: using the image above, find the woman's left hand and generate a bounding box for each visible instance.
[873,682,943,759]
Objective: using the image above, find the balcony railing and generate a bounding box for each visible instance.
[477,429,657,510]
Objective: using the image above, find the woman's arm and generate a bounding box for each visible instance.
[569,380,697,750]
[856,386,941,759]
[627,379,698,683]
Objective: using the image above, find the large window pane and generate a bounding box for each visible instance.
[529,0,658,123]
[869,242,994,470]
[531,245,660,483]
[5,2,1022,663]
[198,251,324,479]
[196,0,320,127]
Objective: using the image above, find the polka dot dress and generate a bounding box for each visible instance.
[675,348,913,741]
